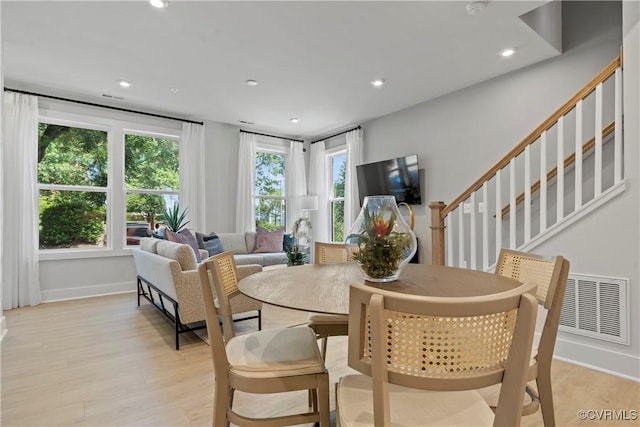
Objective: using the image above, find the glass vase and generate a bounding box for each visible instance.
[344,195,417,282]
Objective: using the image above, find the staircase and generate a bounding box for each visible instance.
[430,56,624,270]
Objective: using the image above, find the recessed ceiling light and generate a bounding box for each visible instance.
[246,79,258,86]
[371,78,386,87]
[118,80,131,88]
[149,0,168,8]
[170,87,179,93]
[290,118,300,124]
[500,48,516,57]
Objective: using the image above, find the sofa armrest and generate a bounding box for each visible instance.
[173,269,206,325]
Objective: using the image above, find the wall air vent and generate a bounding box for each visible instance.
[101,94,125,100]
[559,273,629,345]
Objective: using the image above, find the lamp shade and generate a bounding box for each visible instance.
[299,195,319,211]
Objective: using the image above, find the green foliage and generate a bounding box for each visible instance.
[255,152,286,230]
[286,245,307,266]
[40,197,105,247]
[37,125,180,247]
[346,202,412,279]
[161,202,189,232]
[331,156,346,241]
[127,193,166,227]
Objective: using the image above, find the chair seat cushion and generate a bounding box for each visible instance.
[337,375,495,427]
[226,326,325,379]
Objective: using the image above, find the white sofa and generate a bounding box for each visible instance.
[133,237,263,349]
[217,232,289,266]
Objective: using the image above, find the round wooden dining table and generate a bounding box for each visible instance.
[237,263,523,315]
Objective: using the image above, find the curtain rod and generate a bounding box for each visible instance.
[4,87,204,126]
[240,129,303,143]
[311,125,361,144]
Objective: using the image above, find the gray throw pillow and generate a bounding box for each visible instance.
[195,231,226,257]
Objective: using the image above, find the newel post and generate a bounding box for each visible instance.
[429,201,446,266]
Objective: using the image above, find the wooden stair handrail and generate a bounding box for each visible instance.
[499,121,615,217]
[440,55,621,219]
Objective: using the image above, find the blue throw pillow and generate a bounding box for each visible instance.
[196,231,226,257]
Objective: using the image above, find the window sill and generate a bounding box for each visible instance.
[38,247,135,261]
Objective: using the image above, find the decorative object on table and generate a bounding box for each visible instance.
[286,244,307,266]
[345,195,417,282]
[161,202,189,232]
[292,215,313,262]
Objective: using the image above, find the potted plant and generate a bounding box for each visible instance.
[286,244,307,266]
[161,202,190,232]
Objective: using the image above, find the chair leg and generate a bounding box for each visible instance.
[213,380,229,427]
[258,309,262,330]
[317,374,331,427]
[537,373,556,427]
[320,336,329,360]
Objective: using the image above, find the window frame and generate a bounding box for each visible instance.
[254,142,288,231]
[37,106,181,261]
[326,146,347,242]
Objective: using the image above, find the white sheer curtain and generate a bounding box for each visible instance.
[285,141,307,231]
[179,123,206,233]
[236,132,256,233]
[308,141,329,243]
[344,128,363,234]
[2,93,42,309]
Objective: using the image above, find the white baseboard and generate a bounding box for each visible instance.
[554,335,640,382]
[40,281,137,303]
[1,315,7,342]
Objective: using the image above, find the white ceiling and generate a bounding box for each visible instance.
[2,1,561,139]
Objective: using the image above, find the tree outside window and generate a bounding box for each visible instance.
[38,123,108,249]
[255,152,286,231]
[125,134,179,244]
[330,152,346,242]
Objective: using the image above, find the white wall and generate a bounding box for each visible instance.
[361,3,638,379]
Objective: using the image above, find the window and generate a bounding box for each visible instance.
[328,151,346,242]
[37,106,182,255]
[255,151,286,230]
[124,133,180,245]
[38,122,108,249]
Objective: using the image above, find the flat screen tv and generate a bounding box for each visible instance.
[356,154,422,205]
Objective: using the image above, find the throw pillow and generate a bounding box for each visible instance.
[283,233,295,252]
[195,231,226,257]
[165,229,202,262]
[253,227,285,253]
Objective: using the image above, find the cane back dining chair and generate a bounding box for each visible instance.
[307,241,352,359]
[490,248,570,427]
[336,281,538,427]
[198,251,330,427]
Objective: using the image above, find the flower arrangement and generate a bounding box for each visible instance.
[345,200,413,280]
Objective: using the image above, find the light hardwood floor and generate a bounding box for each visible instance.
[1,293,638,427]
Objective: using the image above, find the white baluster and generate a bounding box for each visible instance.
[524,145,531,243]
[458,206,465,268]
[540,131,547,232]
[575,100,583,209]
[470,192,477,270]
[482,182,489,271]
[557,117,565,221]
[509,158,516,249]
[495,169,502,260]
[446,212,453,267]
[615,68,622,183]
[595,82,603,196]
